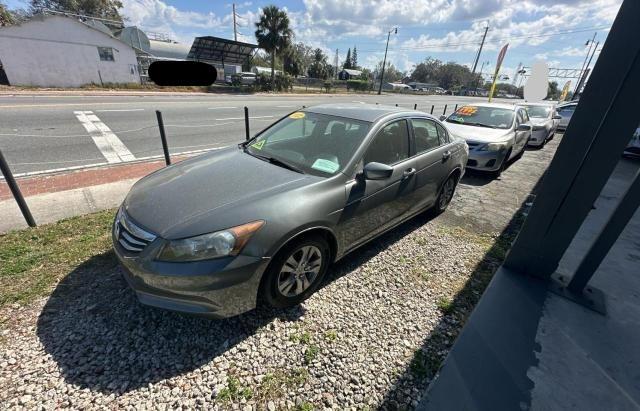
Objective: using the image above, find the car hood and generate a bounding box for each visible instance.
[444,122,512,143]
[124,146,314,239]
[530,118,550,126]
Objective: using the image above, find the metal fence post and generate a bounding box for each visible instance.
[0,149,36,227]
[430,105,434,114]
[454,104,458,111]
[414,103,418,110]
[443,104,448,115]
[244,106,250,141]
[155,110,171,166]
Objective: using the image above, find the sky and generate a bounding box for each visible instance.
[5,0,623,83]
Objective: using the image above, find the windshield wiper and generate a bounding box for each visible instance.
[465,122,497,129]
[245,150,304,174]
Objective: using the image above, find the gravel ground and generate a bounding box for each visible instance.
[0,135,560,409]
[0,215,494,410]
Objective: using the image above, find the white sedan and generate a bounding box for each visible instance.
[522,103,561,147]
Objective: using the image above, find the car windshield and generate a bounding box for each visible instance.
[245,112,371,177]
[525,106,551,118]
[446,106,514,129]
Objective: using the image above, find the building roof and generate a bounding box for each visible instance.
[187,36,258,65]
[340,69,362,76]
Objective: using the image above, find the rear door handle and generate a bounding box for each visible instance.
[442,150,451,160]
[402,167,417,179]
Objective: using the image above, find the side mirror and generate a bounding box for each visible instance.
[553,114,562,120]
[439,115,447,121]
[363,162,393,180]
[517,123,531,131]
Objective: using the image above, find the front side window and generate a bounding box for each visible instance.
[245,112,371,176]
[446,106,515,129]
[98,47,114,62]
[411,119,441,154]
[364,120,410,165]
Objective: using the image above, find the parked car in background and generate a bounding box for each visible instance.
[624,126,640,158]
[113,104,468,318]
[522,103,561,147]
[442,103,532,176]
[555,102,578,130]
[226,72,257,85]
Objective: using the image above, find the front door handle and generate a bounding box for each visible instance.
[402,167,417,179]
[442,150,451,160]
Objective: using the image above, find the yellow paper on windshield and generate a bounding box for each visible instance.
[311,158,339,173]
[457,106,478,116]
[251,140,265,150]
[289,112,305,119]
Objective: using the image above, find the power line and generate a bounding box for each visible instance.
[354,25,611,52]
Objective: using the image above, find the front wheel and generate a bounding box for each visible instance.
[261,235,330,309]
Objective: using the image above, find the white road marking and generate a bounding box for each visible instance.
[207,106,238,110]
[276,105,296,108]
[74,110,135,163]
[214,115,274,121]
[95,108,145,112]
[352,100,366,104]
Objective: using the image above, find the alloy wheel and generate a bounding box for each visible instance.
[277,245,323,297]
[439,177,456,209]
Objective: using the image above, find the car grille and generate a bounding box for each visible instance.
[114,209,156,254]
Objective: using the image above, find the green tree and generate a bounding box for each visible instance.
[29,0,123,21]
[283,46,303,77]
[254,5,293,85]
[352,46,358,69]
[343,48,352,69]
[308,48,330,79]
[0,2,14,25]
[374,61,404,83]
[547,81,560,99]
[410,57,442,83]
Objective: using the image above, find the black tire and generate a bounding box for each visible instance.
[493,149,512,178]
[433,173,458,215]
[261,234,331,309]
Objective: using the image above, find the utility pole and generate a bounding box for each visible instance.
[471,24,489,76]
[575,32,596,93]
[575,41,600,96]
[232,3,238,42]
[378,27,397,95]
[335,48,339,79]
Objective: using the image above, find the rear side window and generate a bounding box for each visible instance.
[436,123,449,144]
[411,119,441,154]
[364,120,410,165]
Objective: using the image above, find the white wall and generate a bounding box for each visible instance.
[0,15,140,87]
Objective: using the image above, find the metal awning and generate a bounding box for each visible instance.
[187,36,258,66]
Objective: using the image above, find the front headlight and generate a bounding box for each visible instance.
[480,142,508,152]
[157,220,264,262]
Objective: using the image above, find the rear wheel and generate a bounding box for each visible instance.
[433,174,458,214]
[261,235,330,308]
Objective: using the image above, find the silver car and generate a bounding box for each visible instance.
[522,103,561,147]
[442,103,532,176]
[555,102,578,131]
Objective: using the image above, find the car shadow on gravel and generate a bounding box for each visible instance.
[35,250,303,394]
[378,176,543,410]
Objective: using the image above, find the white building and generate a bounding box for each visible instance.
[0,14,140,87]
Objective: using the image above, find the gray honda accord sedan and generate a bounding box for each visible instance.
[113,104,468,318]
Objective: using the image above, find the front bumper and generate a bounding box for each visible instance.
[113,217,270,318]
[465,148,509,172]
[527,129,548,147]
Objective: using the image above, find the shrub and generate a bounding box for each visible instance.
[323,81,333,93]
[346,79,371,92]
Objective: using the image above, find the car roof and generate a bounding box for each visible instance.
[304,103,420,122]
[520,102,555,106]
[456,102,517,110]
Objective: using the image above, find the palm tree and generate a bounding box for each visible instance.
[254,5,293,85]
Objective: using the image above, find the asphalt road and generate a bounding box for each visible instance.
[0,92,518,175]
